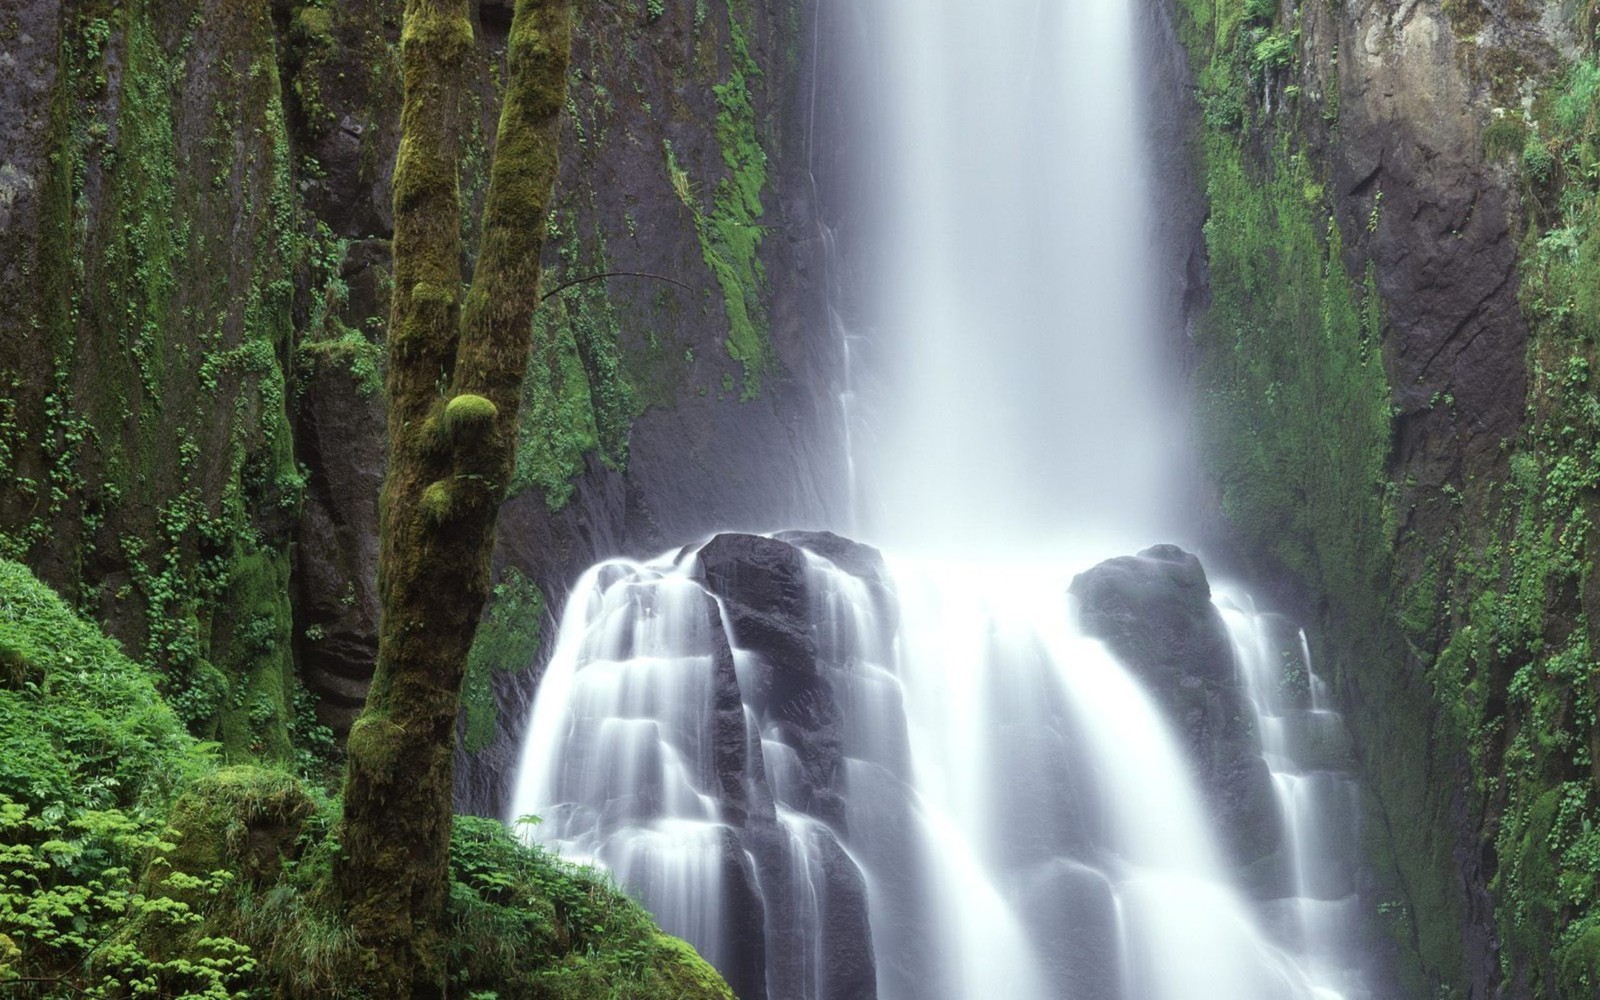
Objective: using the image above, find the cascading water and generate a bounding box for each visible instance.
[1219,595,1369,996]
[509,0,1378,996]
[512,537,1370,999]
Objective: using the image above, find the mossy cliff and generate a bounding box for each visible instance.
[0,0,843,806]
[456,0,850,812]
[1,0,310,764]
[1168,0,1600,993]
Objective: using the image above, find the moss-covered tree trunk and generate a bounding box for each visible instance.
[334,0,573,995]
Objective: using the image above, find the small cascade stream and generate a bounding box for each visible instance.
[1219,595,1369,997]
[512,536,1370,1000]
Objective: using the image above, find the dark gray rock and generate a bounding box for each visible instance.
[717,826,771,1000]
[1071,545,1283,872]
[814,829,877,1000]
[696,533,845,827]
[292,343,386,733]
[1070,544,1236,686]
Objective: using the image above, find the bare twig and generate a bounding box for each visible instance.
[543,270,694,298]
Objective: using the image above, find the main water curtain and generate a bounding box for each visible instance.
[859,0,1172,550]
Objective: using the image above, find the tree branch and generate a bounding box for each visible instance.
[543,270,695,298]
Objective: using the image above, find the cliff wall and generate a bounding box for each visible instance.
[1169,0,1600,993]
[0,0,846,808]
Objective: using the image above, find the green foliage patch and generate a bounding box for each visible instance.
[1443,50,1600,996]
[0,561,732,998]
[1171,0,1471,992]
[512,213,637,510]
[1178,0,1600,987]
[462,568,546,753]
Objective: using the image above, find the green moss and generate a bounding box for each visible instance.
[295,6,334,43]
[158,765,315,901]
[345,714,409,778]
[418,480,454,523]
[645,934,737,999]
[1194,135,1391,614]
[661,13,773,402]
[1558,918,1600,996]
[297,326,387,397]
[704,18,771,400]
[295,224,387,397]
[445,393,499,433]
[1447,48,1600,994]
[462,568,545,752]
[1484,114,1530,161]
[214,549,297,763]
[511,214,637,509]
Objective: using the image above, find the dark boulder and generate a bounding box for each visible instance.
[716,827,770,1000]
[813,829,878,1000]
[1070,545,1283,871]
[694,533,846,826]
[1069,544,1235,686]
[690,533,882,999]
[776,529,900,640]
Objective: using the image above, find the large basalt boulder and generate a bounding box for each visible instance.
[1070,544,1235,685]
[777,529,900,639]
[687,532,883,1000]
[1070,545,1282,876]
[695,533,846,827]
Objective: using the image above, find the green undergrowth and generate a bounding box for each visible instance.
[0,559,732,998]
[0,555,221,995]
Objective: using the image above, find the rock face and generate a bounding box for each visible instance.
[696,531,885,1000]
[446,0,855,812]
[1166,0,1597,991]
[0,0,849,770]
[1071,545,1283,876]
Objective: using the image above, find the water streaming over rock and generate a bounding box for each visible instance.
[512,535,1370,999]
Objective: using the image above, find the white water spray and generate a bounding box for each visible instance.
[512,545,1368,999]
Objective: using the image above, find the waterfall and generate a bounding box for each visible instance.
[509,0,1377,996]
[857,0,1176,551]
[511,538,1370,1000]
